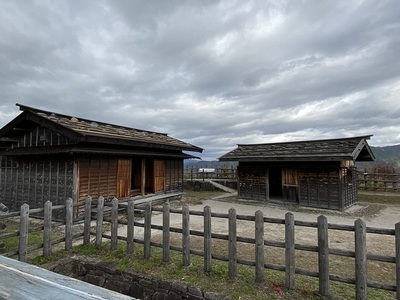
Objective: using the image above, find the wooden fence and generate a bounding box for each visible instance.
[184,167,237,180]
[356,170,400,192]
[1,197,400,299]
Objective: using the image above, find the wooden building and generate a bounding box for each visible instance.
[0,104,202,213]
[219,136,375,210]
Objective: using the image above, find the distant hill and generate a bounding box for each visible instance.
[185,145,400,171]
[371,145,400,164]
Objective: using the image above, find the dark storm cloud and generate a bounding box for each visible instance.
[0,0,399,159]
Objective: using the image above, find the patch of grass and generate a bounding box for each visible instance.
[0,218,44,255]
[358,190,400,205]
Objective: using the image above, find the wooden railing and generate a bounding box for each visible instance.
[356,170,400,192]
[184,167,237,180]
[1,197,399,299]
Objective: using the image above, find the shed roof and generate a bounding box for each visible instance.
[219,135,375,162]
[0,104,203,154]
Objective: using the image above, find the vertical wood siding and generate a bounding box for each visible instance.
[153,160,165,193]
[238,165,267,200]
[117,159,131,198]
[13,125,71,148]
[0,156,74,212]
[165,159,183,192]
[299,168,340,209]
[78,157,117,201]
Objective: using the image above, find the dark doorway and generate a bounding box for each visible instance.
[269,167,283,198]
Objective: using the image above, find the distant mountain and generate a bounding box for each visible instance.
[367,145,400,170]
[371,145,400,163]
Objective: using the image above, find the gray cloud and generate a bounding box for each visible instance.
[1,0,399,160]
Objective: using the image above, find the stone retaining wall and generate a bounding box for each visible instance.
[47,257,230,300]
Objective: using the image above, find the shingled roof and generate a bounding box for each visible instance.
[0,103,203,154]
[219,136,375,162]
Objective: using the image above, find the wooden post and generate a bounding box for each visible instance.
[182,204,190,267]
[228,208,237,278]
[395,222,400,299]
[83,196,92,245]
[204,205,212,273]
[65,198,73,251]
[19,204,29,262]
[43,201,52,258]
[111,198,118,251]
[363,171,368,190]
[355,219,367,300]
[95,196,104,248]
[141,159,146,196]
[126,200,135,255]
[163,202,170,263]
[394,169,397,192]
[317,215,330,297]
[144,202,151,260]
[285,212,295,290]
[255,210,264,283]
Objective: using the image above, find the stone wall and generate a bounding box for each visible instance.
[47,257,231,300]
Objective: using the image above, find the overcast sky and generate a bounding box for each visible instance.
[1,1,399,160]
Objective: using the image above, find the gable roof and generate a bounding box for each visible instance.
[219,135,375,162]
[0,103,203,154]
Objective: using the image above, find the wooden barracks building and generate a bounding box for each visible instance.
[219,136,375,210]
[0,104,202,212]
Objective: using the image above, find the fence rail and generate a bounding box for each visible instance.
[356,170,400,192]
[184,167,237,180]
[1,197,399,299]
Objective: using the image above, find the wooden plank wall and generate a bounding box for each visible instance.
[78,157,117,201]
[0,156,74,212]
[342,168,357,208]
[165,159,183,192]
[238,165,267,201]
[299,168,340,209]
[15,125,71,148]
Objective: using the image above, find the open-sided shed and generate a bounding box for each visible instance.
[219,136,375,210]
[0,104,202,213]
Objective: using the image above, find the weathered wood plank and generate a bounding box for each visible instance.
[19,203,29,262]
[204,205,212,273]
[285,212,295,290]
[355,219,367,300]
[255,210,264,283]
[182,204,190,267]
[65,198,73,251]
[163,202,170,263]
[126,200,134,255]
[228,208,237,278]
[318,215,330,297]
[0,256,135,299]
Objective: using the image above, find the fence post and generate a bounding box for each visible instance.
[83,196,92,245]
[228,208,237,278]
[182,204,190,267]
[111,198,118,251]
[395,222,400,299]
[163,202,170,263]
[285,212,295,290]
[317,215,330,297]
[255,210,264,283]
[144,202,152,260]
[43,201,52,258]
[355,219,367,300]
[95,196,104,248]
[126,200,135,255]
[65,198,73,251]
[19,203,29,262]
[204,205,212,273]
